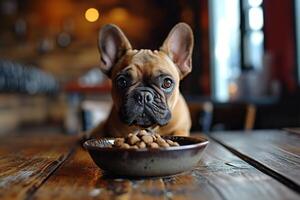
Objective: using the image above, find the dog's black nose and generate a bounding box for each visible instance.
[136,91,153,104]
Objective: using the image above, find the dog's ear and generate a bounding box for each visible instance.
[98,24,132,77]
[160,23,194,79]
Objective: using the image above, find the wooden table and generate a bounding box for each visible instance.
[1,129,300,200]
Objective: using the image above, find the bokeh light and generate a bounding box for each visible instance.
[109,8,129,22]
[85,8,99,22]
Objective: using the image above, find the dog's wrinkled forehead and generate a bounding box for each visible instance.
[112,49,180,80]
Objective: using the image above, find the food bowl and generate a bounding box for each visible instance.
[83,136,209,177]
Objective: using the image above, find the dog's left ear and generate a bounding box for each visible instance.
[160,23,194,79]
[98,24,132,77]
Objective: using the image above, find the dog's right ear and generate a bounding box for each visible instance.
[98,24,132,77]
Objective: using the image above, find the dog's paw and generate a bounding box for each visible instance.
[172,130,190,136]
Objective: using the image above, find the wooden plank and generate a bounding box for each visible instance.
[211,130,300,192]
[33,137,299,200]
[284,128,300,135]
[33,147,167,200]
[0,133,76,200]
[163,139,300,200]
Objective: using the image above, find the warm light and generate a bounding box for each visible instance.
[85,8,99,22]
[229,82,238,96]
[109,8,129,22]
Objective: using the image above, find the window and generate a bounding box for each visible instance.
[209,0,241,102]
[209,0,265,102]
[242,0,264,70]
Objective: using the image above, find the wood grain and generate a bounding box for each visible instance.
[211,130,300,192]
[284,128,300,135]
[0,133,76,200]
[163,139,300,200]
[33,137,300,200]
[33,147,167,200]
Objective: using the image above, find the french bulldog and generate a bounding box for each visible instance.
[89,22,194,137]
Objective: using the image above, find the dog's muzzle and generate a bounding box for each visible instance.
[120,87,171,127]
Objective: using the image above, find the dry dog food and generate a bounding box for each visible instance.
[112,130,180,149]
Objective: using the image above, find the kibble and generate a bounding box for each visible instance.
[166,139,174,145]
[130,145,139,149]
[159,142,170,148]
[156,138,168,147]
[128,135,140,145]
[149,142,159,148]
[114,138,125,147]
[121,143,130,149]
[111,130,180,149]
[137,141,146,148]
[141,135,154,144]
[137,130,148,137]
[173,142,180,146]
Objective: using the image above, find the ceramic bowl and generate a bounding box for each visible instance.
[84,136,209,177]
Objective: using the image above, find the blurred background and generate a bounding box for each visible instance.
[0,0,299,135]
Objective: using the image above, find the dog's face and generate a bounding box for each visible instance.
[110,50,180,128]
[98,23,193,128]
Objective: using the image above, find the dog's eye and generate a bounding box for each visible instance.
[162,78,173,89]
[116,77,127,88]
